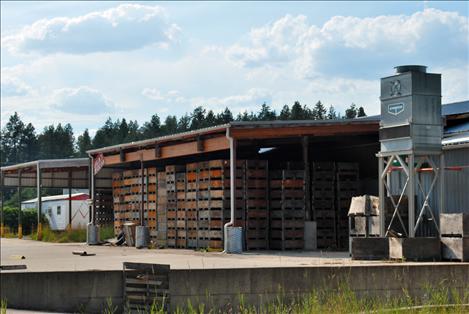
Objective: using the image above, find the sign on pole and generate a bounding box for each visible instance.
[93,153,105,175]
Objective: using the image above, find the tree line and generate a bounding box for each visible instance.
[1,101,366,165]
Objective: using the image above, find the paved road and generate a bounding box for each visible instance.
[2,238,458,272]
[0,238,372,271]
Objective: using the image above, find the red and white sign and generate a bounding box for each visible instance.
[93,153,105,175]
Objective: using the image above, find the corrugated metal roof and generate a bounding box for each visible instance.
[445,121,469,134]
[1,158,89,172]
[442,100,469,116]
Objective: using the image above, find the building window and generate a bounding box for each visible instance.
[57,206,61,215]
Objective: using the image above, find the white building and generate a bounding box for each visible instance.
[21,193,90,230]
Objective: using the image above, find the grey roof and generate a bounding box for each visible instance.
[1,158,89,172]
[442,100,469,116]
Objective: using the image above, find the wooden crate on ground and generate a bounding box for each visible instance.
[145,168,157,241]
[269,169,305,250]
[156,171,167,248]
[165,165,178,248]
[312,162,336,249]
[336,162,359,250]
[186,162,199,249]
[176,167,187,248]
[245,160,269,250]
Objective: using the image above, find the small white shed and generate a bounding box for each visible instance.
[21,193,90,230]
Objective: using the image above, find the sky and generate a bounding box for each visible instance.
[1,1,468,135]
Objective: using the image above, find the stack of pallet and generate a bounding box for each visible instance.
[94,189,113,225]
[336,162,359,249]
[269,169,305,250]
[312,162,336,249]
[112,169,144,234]
[244,160,269,250]
[146,168,158,240]
[156,171,167,247]
[165,166,178,248]
[185,163,199,249]
[176,170,186,248]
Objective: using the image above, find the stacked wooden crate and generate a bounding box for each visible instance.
[312,162,336,249]
[146,168,158,241]
[185,163,199,249]
[336,162,359,249]
[156,171,167,247]
[269,169,305,250]
[95,189,113,225]
[165,166,178,248]
[112,169,146,235]
[244,160,269,250]
[196,160,228,249]
[176,167,187,248]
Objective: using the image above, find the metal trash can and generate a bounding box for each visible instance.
[135,226,150,249]
[226,226,243,253]
[87,223,100,245]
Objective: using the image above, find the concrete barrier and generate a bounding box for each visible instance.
[1,264,468,312]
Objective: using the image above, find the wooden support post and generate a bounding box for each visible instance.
[68,170,72,231]
[18,169,23,239]
[88,158,92,223]
[37,164,43,240]
[302,136,312,221]
[0,174,4,237]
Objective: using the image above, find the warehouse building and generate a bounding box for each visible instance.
[86,97,468,251]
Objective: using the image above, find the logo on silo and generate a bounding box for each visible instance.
[388,103,404,116]
[390,80,401,97]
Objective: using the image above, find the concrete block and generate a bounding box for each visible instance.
[440,213,469,237]
[304,221,317,250]
[389,237,441,261]
[351,216,380,236]
[441,237,469,262]
[351,237,389,260]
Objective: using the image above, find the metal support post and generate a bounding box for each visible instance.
[379,157,385,237]
[408,154,415,237]
[302,136,311,221]
[68,170,72,230]
[18,169,23,239]
[37,164,43,240]
[439,154,445,215]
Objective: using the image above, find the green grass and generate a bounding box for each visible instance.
[97,283,469,314]
[30,225,115,243]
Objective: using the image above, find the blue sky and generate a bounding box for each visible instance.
[1,1,468,135]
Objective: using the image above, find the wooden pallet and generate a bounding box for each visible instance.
[269,169,305,250]
[245,160,269,250]
[157,171,167,248]
[336,162,359,249]
[123,262,170,313]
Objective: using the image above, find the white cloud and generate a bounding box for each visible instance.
[0,76,33,97]
[52,86,115,114]
[227,9,469,79]
[2,4,181,55]
[141,87,272,113]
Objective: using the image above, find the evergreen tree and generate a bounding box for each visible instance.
[345,104,358,119]
[312,101,327,120]
[162,115,178,134]
[257,103,276,121]
[0,113,39,164]
[357,106,367,117]
[92,118,116,148]
[126,120,140,142]
[327,106,338,119]
[291,101,304,120]
[216,107,233,124]
[141,114,161,139]
[279,105,291,120]
[77,129,92,157]
[177,114,191,132]
[190,106,207,130]
[38,123,75,158]
[205,110,217,126]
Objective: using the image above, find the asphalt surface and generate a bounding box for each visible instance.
[1,238,463,272]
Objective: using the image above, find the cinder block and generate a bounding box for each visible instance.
[441,237,469,262]
[440,214,469,237]
[351,237,389,260]
[389,237,441,261]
